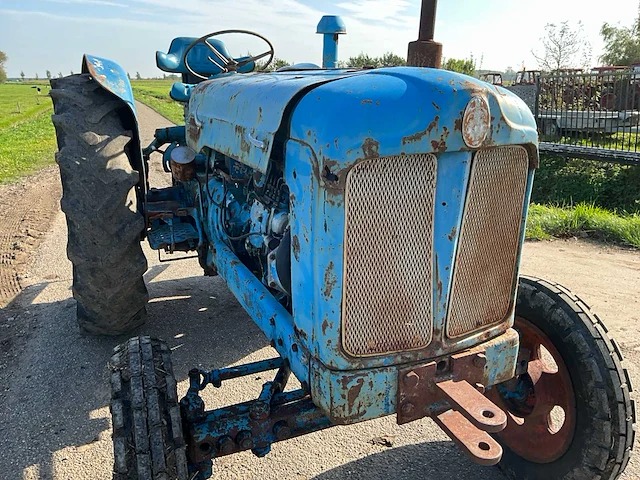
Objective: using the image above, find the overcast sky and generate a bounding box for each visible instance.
[1,0,639,78]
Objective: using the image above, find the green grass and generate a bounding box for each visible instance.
[0,83,53,130]
[0,109,57,183]
[0,83,56,183]
[526,203,640,248]
[131,80,184,124]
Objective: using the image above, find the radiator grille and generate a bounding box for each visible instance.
[446,146,529,338]
[341,154,437,357]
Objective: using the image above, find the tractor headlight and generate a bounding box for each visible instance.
[462,95,491,148]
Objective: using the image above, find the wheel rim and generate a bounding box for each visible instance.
[491,317,577,463]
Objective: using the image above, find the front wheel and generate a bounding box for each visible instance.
[110,337,189,480]
[493,276,635,480]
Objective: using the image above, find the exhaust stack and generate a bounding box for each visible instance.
[407,0,442,68]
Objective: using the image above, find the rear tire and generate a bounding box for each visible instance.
[496,276,635,480]
[50,74,148,335]
[110,336,189,480]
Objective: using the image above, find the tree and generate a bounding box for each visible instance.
[348,53,379,68]
[380,52,407,66]
[0,51,7,84]
[135,71,141,80]
[442,57,476,76]
[20,71,25,81]
[600,19,640,66]
[70,70,74,75]
[58,72,63,78]
[532,21,591,72]
[46,70,52,80]
[35,73,39,80]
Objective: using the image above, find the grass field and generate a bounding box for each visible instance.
[0,83,52,129]
[526,202,640,248]
[0,83,56,183]
[131,79,184,124]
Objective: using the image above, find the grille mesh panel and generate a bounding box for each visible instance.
[447,146,529,338]
[341,154,437,357]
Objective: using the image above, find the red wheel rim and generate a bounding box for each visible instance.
[490,317,577,463]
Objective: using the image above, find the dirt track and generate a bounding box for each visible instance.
[0,102,638,480]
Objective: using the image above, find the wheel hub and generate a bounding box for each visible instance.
[490,317,577,463]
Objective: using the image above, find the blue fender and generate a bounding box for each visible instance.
[81,54,146,185]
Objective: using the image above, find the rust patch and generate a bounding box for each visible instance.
[361,138,380,159]
[447,225,457,242]
[454,117,463,132]
[334,138,339,149]
[322,318,329,335]
[294,324,308,341]
[361,99,373,105]
[292,235,300,261]
[431,126,449,153]
[323,261,337,298]
[187,116,201,144]
[235,124,252,155]
[347,378,364,413]
[432,102,441,111]
[427,116,440,134]
[402,116,439,145]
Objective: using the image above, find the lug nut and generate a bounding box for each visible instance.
[273,421,291,441]
[236,430,254,450]
[404,371,420,388]
[217,435,234,455]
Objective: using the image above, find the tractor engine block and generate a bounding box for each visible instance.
[209,153,292,300]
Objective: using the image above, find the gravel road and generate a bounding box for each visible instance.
[0,102,638,480]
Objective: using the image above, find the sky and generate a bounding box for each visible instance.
[1,0,639,78]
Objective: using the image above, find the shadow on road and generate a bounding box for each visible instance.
[0,267,505,480]
[312,441,505,480]
[0,267,268,479]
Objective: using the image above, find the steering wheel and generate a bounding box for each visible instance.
[183,30,275,80]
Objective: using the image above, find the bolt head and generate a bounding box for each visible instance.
[236,431,254,450]
[273,421,291,441]
[217,436,234,455]
[403,371,420,388]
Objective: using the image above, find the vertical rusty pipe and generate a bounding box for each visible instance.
[407,0,442,68]
[418,0,438,41]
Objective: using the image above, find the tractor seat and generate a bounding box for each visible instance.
[156,37,255,80]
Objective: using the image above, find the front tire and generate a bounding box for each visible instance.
[495,276,635,480]
[50,74,148,335]
[110,336,189,480]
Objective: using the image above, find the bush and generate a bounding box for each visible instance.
[532,155,640,213]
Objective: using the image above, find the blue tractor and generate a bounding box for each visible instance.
[50,3,634,479]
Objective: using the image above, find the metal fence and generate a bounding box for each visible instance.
[534,71,640,165]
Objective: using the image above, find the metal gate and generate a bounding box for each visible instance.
[532,71,640,165]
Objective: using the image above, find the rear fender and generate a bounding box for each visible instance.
[81,54,146,190]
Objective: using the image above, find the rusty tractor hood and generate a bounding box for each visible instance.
[186,67,538,173]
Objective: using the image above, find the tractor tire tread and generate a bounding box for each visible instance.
[110,337,188,480]
[500,275,634,480]
[50,74,148,335]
